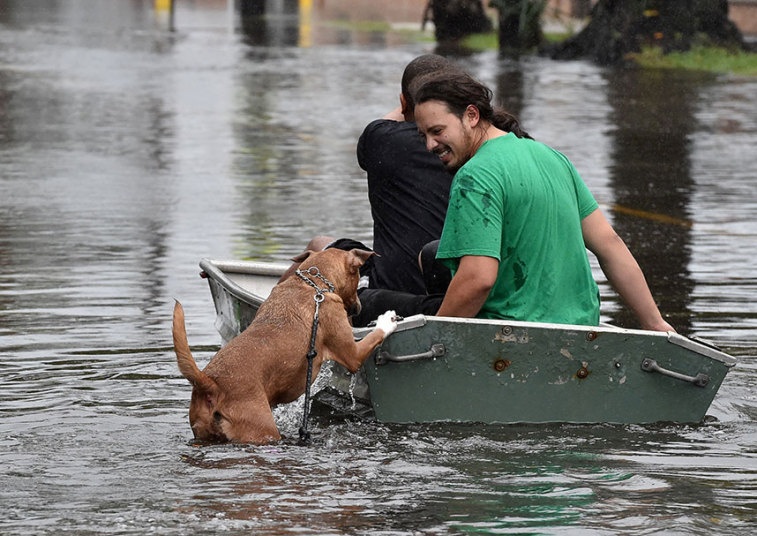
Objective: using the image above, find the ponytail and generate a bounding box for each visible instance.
[492,109,531,140]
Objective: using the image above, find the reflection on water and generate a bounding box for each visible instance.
[0,1,755,535]
[605,68,704,333]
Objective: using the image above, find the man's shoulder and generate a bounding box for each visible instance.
[358,119,424,170]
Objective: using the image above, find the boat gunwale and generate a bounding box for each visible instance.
[200,258,737,368]
[199,257,290,307]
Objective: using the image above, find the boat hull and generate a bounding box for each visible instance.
[198,258,736,425]
[357,315,735,424]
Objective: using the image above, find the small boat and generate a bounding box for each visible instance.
[198,258,737,425]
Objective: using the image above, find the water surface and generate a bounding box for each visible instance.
[1,1,755,534]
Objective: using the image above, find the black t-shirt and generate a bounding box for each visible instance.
[357,119,452,294]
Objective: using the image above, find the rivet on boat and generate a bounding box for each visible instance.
[586,331,597,341]
[501,326,513,335]
[493,359,511,372]
[576,365,590,379]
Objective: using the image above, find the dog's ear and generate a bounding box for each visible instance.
[291,250,315,264]
[349,248,377,269]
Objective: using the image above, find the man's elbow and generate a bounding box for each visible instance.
[468,275,495,301]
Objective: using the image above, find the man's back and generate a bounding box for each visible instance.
[437,134,601,325]
[357,119,452,294]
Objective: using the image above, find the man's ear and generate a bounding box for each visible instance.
[400,93,411,118]
[465,104,481,127]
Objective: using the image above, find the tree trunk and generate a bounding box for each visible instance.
[424,0,493,43]
[546,0,747,66]
[491,0,545,54]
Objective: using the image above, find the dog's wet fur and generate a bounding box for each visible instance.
[173,248,396,444]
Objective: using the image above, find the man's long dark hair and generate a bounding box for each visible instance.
[412,70,532,139]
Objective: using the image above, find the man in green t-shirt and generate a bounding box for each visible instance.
[412,69,674,332]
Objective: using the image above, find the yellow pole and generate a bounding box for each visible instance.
[154,0,175,31]
[299,0,313,48]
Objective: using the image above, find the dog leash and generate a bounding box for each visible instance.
[295,266,335,445]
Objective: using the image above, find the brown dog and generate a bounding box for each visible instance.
[173,248,397,444]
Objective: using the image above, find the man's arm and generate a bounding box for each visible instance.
[581,209,675,332]
[436,255,498,317]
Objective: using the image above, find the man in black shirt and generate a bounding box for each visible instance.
[357,62,453,295]
[283,55,456,326]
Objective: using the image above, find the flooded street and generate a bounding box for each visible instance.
[1,1,756,534]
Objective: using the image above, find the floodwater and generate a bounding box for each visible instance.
[1,1,755,534]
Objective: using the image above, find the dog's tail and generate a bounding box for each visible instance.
[172,301,220,395]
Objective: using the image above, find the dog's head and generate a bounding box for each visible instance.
[187,389,228,443]
[188,391,281,444]
[294,248,375,317]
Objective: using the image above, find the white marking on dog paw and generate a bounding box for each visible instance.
[375,310,398,338]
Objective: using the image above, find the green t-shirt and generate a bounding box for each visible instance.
[437,134,600,325]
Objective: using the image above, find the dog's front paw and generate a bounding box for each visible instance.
[374,310,398,338]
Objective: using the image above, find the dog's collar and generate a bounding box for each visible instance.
[295,266,335,297]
